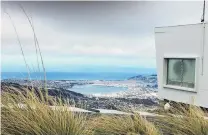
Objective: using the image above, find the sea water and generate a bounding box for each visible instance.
[1,72,138,80]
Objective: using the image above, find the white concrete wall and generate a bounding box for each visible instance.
[155,23,208,108]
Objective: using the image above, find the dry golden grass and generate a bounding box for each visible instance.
[155,104,208,135]
[2,85,208,135]
[1,87,161,135]
[91,113,161,135]
[1,89,94,135]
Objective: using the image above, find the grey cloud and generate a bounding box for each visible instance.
[2,1,207,38]
[1,1,208,71]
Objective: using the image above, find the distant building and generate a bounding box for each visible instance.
[155,22,208,108]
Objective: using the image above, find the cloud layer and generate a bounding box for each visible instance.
[1,1,207,72]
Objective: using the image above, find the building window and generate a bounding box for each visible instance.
[166,58,195,88]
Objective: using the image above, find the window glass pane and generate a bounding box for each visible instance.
[182,59,195,88]
[166,58,195,88]
[167,59,182,86]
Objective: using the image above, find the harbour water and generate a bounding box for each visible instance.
[71,84,127,95]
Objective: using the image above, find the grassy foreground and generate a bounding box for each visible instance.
[155,105,208,135]
[1,88,93,135]
[92,114,160,135]
[1,87,208,135]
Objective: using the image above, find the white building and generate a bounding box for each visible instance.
[155,22,208,108]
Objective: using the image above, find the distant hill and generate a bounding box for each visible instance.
[128,74,157,81]
[128,74,158,88]
[1,82,89,104]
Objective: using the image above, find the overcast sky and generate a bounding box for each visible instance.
[1,1,208,72]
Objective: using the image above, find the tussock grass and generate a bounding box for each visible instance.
[155,104,208,135]
[1,89,94,135]
[2,86,208,135]
[92,113,161,135]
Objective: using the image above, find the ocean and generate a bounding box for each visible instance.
[1,72,142,80]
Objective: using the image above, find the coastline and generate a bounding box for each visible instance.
[1,74,158,111]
